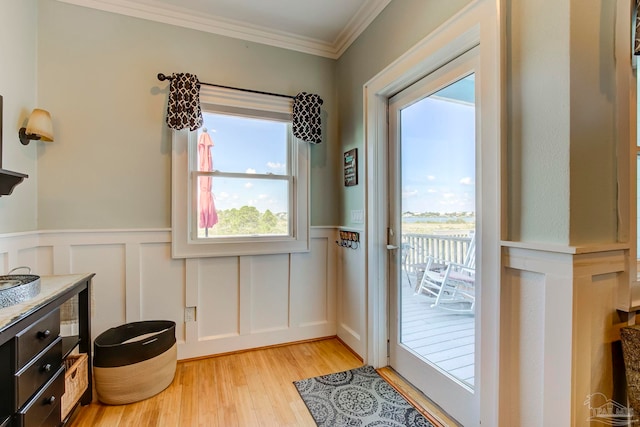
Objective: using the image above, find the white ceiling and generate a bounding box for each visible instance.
[56,0,392,58]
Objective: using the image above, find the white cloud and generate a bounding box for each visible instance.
[402,189,418,198]
[246,168,257,174]
[258,194,269,199]
[459,177,473,185]
[267,162,285,172]
[427,175,436,181]
[443,192,455,199]
[427,189,437,193]
[245,182,253,189]
[217,192,229,200]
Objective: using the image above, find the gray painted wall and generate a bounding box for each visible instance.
[0,0,623,246]
[507,0,618,245]
[337,0,619,245]
[35,0,338,229]
[335,0,474,228]
[0,0,38,233]
[567,0,617,245]
[506,0,571,243]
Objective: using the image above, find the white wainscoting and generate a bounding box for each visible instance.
[0,227,344,360]
[335,227,366,357]
[501,245,627,426]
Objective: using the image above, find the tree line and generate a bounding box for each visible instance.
[205,206,287,235]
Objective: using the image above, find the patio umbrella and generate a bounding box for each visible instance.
[197,131,218,233]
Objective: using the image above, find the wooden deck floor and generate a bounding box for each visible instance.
[399,274,475,387]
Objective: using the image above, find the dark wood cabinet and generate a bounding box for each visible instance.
[0,274,94,427]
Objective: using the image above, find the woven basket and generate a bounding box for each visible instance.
[94,320,177,405]
[60,295,78,323]
[61,353,88,419]
[621,325,640,415]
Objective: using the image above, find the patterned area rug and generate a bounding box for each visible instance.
[294,365,441,427]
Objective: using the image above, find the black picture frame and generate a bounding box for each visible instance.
[344,148,357,187]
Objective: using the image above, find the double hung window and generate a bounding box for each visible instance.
[172,86,309,258]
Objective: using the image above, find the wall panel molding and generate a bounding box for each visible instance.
[501,246,627,426]
[0,227,340,360]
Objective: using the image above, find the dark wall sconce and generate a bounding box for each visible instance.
[19,109,54,145]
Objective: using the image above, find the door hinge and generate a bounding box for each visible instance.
[386,339,390,356]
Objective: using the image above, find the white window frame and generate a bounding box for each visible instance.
[171,85,310,258]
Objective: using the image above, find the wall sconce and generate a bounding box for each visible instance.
[19,109,54,145]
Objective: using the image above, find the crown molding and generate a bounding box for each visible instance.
[333,0,391,58]
[55,0,391,59]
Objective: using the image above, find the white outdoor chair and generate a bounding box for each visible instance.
[415,232,475,314]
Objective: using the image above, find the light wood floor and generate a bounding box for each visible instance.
[69,338,362,427]
[69,337,457,427]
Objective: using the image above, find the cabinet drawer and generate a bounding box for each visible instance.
[16,310,60,370]
[16,338,62,409]
[17,366,64,427]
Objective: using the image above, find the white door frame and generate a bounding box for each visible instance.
[363,1,502,425]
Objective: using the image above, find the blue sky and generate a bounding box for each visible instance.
[401,83,476,215]
[198,113,289,213]
[198,76,476,216]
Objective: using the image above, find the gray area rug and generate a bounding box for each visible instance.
[294,365,439,427]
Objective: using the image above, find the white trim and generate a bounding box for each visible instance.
[501,240,630,255]
[0,225,332,240]
[55,0,391,59]
[335,225,365,233]
[363,1,501,425]
[309,225,342,230]
[387,46,479,415]
[199,85,293,115]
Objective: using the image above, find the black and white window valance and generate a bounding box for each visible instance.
[166,73,203,131]
[292,92,323,144]
[162,73,323,143]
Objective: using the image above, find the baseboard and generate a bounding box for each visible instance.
[176,335,339,363]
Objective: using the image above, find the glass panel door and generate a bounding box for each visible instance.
[388,48,478,426]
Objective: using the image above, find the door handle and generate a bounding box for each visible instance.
[386,245,399,250]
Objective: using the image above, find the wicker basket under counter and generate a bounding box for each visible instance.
[61,353,89,419]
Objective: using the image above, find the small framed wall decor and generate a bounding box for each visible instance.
[344,148,357,187]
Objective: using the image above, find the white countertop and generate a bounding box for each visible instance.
[0,273,93,332]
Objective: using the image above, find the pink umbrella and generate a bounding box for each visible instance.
[197,131,218,233]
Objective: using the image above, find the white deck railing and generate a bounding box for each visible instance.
[402,232,473,272]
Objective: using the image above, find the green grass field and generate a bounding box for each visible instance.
[401,221,475,235]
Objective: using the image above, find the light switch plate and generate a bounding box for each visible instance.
[351,210,364,224]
